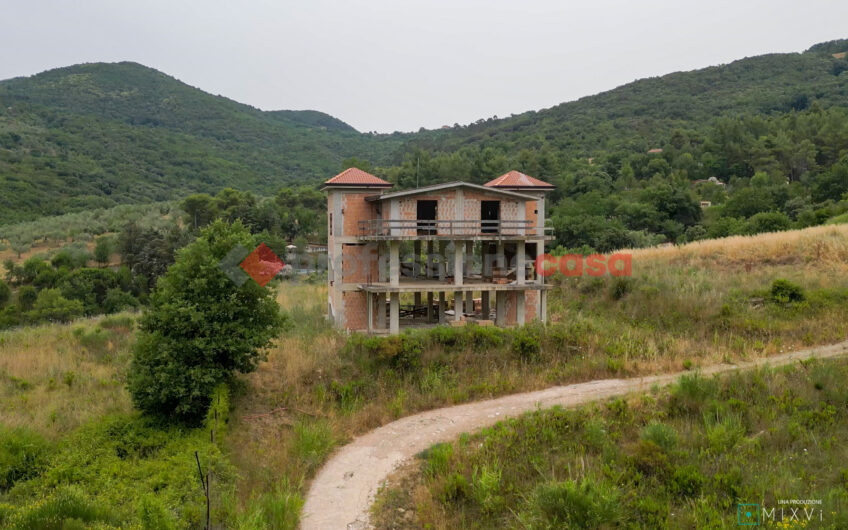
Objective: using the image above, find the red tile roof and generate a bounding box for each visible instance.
[484,170,554,190]
[323,168,392,187]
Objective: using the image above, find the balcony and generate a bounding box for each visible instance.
[357,219,553,240]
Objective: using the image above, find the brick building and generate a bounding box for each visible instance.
[323,168,554,334]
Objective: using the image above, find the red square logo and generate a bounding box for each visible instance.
[239,243,284,287]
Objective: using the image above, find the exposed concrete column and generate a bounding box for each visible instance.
[426,291,434,321]
[495,291,506,326]
[454,242,463,286]
[414,292,422,308]
[390,293,400,334]
[438,242,446,281]
[516,241,525,285]
[540,290,547,323]
[377,293,386,329]
[481,291,490,318]
[465,290,473,314]
[438,291,446,323]
[377,242,387,283]
[413,240,421,279]
[517,291,526,325]
[426,241,434,279]
[496,241,505,274]
[367,293,374,332]
[454,291,462,321]
[389,241,400,287]
[482,243,492,280]
[465,241,474,276]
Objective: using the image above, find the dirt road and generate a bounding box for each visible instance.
[300,340,848,529]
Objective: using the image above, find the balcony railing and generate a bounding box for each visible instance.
[357,219,552,238]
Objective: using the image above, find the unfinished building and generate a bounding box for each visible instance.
[323,168,554,334]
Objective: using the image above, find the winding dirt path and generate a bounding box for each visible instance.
[301,341,848,529]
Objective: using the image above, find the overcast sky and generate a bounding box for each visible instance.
[2,1,847,133]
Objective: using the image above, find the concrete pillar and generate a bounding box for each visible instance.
[516,241,525,285]
[496,241,505,278]
[495,291,506,326]
[465,241,474,276]
[427,291,434,321]
[438,242,446,281]
[377,293,386,329]
[413,240,421,279]
[414,292,422,308]
[454,242,463,286]
[482,243,492,280]
[465,290,474,314]
[367,293,374,332]
[390,292,400,334]
[481,291,490,319]
[438,291,446,323]
[540,290,547,323]
[454,291,462,321]
[389,241,400,287]
[426,241,434,279]
[378,242,387,282]
[517,291,526,325]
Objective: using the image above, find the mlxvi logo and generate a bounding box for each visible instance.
[738,503,759,526]
[738,500,825,526]
[218,243,285,287]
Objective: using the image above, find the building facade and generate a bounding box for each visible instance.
[323,168,554,334]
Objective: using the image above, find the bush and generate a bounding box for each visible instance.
[0,280,11,307]
[0,427,50,491]
[26,289,84,323]
[512,326,541,360]
[5,486,118,529]
[128,220,285,423]
[102,288,139,314]
[358,334,423,372]
[17,286,37,311]
[769,278,805,304]
[640,422,678,452]
[532,478,621,528]
[670,465,704,498]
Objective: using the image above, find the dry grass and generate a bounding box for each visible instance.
[0,314,135,438]
[628,224,848,271]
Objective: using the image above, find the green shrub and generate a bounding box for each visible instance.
[532,478,621,528]
[438,472,469,504]
[137,495,176,530]
[102,288,139,314]
[769,278,805,304]
[73,326,114,358]
[26,288,84,323]
[640,422,678,452]
[630,440,671,477]
[6,486,118,529]
[0,280,11,307]
[292,420,335,474]
[610,277,633,300]
[669,373,718,415]
[0,427,50,491]
[670,465,704,498]
[16,286,37,311]
[236,481,303,530]
[471,464,503,513]
[422,442,453,479]
[511,326,541,360]
[359,334,424,372]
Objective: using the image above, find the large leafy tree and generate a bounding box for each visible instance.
[128,220,285,423]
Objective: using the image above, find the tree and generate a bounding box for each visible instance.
[0,280,10,307]
[181,194,218,230]
[128,220,285,423]
[94,236,113,267]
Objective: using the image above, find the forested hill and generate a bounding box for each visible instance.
[1,40,847,226]
[0,62,407,224]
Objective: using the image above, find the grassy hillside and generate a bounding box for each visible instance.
[2,39,848,227]
[375,359,848,529]
[1,225,847,527]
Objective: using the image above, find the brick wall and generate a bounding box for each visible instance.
[344,291,368,330]
[526,290,538,321]
[342,193,377,236]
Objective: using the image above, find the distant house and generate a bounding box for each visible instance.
[693,176,726,187]
[647,148,663,154]
[700,201,712,208]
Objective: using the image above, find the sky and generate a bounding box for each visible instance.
[2,1,847,133]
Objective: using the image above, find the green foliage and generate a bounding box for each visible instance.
[0,279,10,307]
[769,278,806,304]
[532,478,622,528]
[291,420,335,475]
[128,220,285,422]
[4,486,119,529]
[0,427,50,492]
[27,288,83,323]
[511,326,542,360]
[640,421,678,452]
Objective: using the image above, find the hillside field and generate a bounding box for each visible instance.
[0,225,846,528]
